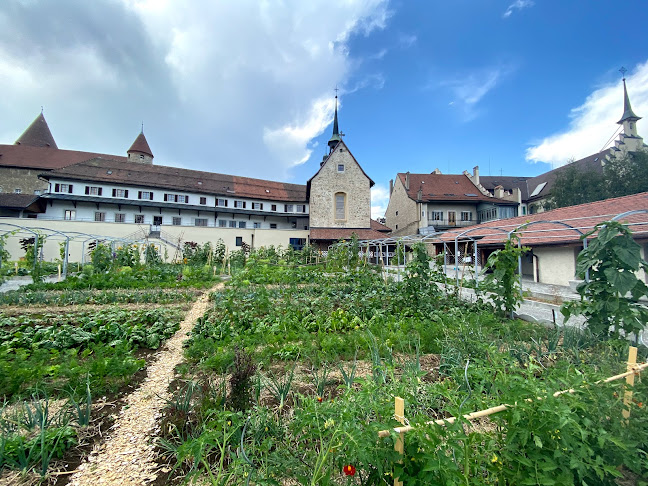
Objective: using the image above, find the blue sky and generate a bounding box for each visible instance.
[1,0,647,217]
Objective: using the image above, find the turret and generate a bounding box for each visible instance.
[127,129,154,164]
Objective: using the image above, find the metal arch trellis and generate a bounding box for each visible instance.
[453,226,510,290]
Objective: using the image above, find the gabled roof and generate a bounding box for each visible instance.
[42,158,307,202]
[0,194,40,209]
[479,176,530,200]
[371,219,391,232]
[525,150,608,202]
[128,132,154,157]
[0,144,127,170]
[306,140,375,198]
[15,113,58,149]
[397,172,513,204]
[437,192,648,247]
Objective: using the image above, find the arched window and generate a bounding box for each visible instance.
[335,192,347,220]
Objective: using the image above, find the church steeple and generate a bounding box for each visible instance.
[612,68,644,153]
[328,93,342,153]
[15,112,58,148]
[617,76,641,126]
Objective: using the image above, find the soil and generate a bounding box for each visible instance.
[0,302,191,318]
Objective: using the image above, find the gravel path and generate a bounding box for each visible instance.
[68,283,223,486]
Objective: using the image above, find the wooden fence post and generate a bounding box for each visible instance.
[394,396,405,486]
[623,346,638,421]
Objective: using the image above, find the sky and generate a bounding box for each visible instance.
[1,0,647,219]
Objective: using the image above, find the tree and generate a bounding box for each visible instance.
[603,149,648,198]
[549,162,606,209]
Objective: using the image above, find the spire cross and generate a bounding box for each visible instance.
[619,67,627,80]
[334,85,339,97]
[141,121,144,134]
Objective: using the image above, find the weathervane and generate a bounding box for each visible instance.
[619,66,627,80]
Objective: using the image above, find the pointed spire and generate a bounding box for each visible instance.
[15,112,58,148]
[328,89,342,151]
[127,129,154,163]
[618,73,641,124]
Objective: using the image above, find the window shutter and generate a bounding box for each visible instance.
[243,201,246,209]
[112,189,116,197]
[302,205,306,213]
[138,191,142,199]
[164,194,168,201]
[98,188,103,196]
[284,205,288,212]
[260,203,263,210]
[124,190,129,198]
[68,185,73,193]
[185,196,189,204]
[85,186,89,195]
[225,199,228,207]
[55,184,60,192]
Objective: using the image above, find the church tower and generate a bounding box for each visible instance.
[614,70,645,153]
[127,128,154,164]
[328,95,342,154]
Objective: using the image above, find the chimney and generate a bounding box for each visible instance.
[432,168,442,174]
[389,179,394,196]
[494,185,504,199]
[405,172,410,191]
[417,187,423,201]
[473,166,480,186]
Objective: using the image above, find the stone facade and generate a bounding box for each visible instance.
[309,142,371,228]
[0,167,49,195]
[384,175,419,235]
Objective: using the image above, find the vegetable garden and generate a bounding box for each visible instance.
[0,227,647,485]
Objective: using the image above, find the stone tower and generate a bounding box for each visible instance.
[127,130,154,164]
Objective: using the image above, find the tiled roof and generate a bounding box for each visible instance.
[0,194,41,209]
[310,227,389,241]
[397,173,514,204]
[436,192,648,246]
[128,132,153,157]
[14,113,58,149]
[43,158,307,202]
[525,151,608,202]
[479,176,530,200]
[371,219,391,232]
[0,144,126,170]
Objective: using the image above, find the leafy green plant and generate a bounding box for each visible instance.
[229,347,256,412]
[562,220,648,341]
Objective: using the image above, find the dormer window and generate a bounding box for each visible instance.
[337,164,345,172]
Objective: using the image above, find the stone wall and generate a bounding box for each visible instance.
[384,176,418,235]
[309,143,371,228]
[0,168,49,195]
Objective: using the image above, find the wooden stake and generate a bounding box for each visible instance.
[58,264,61,281]
[623,346,638,421]
[394,397,405,486]
[15,262,18,275]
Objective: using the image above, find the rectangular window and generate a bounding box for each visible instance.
[238,221,246,229]
[64,210,76,220]
[173,217,182,226]
[164,193,188,203]
[229,220,237,228]
[34,190,41,195]
[270,223,277,229]
[85,186,102,196]
[271,204,277,211]
[461,211,472,221]
[135,214,145,224]
[284,204,294,213]
[195,218,208,227]
[253,222,261,228]
[112,189,129,198]
[94,212,106,222]
[431,211,443,221]
[178,195,188,203]
[55,183,73,194]
[337,164,345,172]
[252,202,263,210]
[296,204,306,213]
[115,213,126,223]
[200,197,207,205]
[218,220,227,227]
[217,198,228,207]
[234,200,245,209]
[13,188,22,194]
[138,191,153,200]
[236,236,243,246]
[335,194,345,220]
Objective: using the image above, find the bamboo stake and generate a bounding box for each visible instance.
[623,346,638,421]
[378,361,648,438]
[394,397,405,486]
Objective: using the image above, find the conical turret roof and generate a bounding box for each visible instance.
[127,131,154,158]
[15,113,58,148]
[618,78,641,124]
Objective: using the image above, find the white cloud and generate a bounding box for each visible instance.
[442,66,512,121]
[502,0,534,18]
[0,0,390,180]
[526,61,648,167]
[398,33,417,48]
[371,184,390,219]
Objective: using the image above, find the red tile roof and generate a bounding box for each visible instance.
[14,113,58,149]
[310,227,389,241]
[397,172,514,204]
[43,158,307,202]
[0,144,126,170]
[127,132,153,157]
[0,194,41,209]
[371,219,391,232]
[436,192,648,246]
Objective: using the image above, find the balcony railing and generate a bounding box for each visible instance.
[427,218,475,228]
